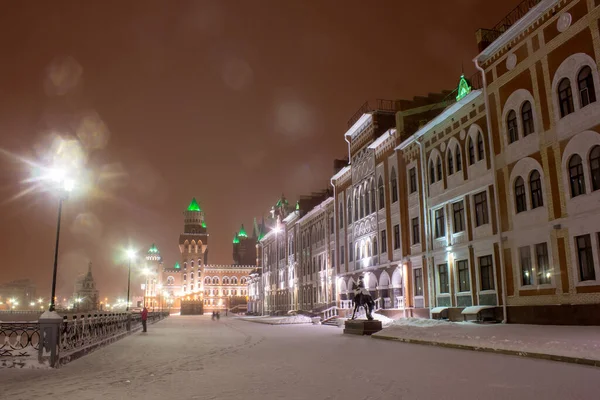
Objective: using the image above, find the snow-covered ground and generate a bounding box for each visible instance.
[239,315,313,324]
[374,318,600,361]
[1,315,600,400]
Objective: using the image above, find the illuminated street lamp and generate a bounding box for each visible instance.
[49,168,75,312]
[125,249,136,312]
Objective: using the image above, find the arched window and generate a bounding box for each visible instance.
[530,170,543,209]
[507,110,518,143]
[468,137,475,165]
[477,133,485,161]
[365,186,370,215]
[578,66,596,107]
[521,102,534,136]
[436,157,442,181]
[429,160,436,183]
[212,276,220,285]
[354,192,359,221]
[347,197,352,225]
[355,242,360,260]
[222,277,229,285]
[232,277,238,284]
[558,78,574,117]
[370,181,376,213]
[378,176,385,210]
[373,237,378,255]
[204,277,211,284]
[447,150,454,175]
[339,203,344,228]
[359,188,365,219]
[391,168,398,203]
[590,146,600,191]
[515,177,527,213]
[190,272,194,280]
[455,145,462,172]
[167,276,175,285]
[569,154,586,197]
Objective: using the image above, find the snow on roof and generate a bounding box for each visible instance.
[367,129,396,150]
[344,113,372,138]
[461,305,496,315]
[396,90,482,151]
[330,165,351,181]
[476,0,558,63]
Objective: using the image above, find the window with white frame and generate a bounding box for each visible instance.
[477,133,485,161]
[576,234,595,282]
[507,110,518,144]
[457,260,470,292]
[474,191,489,227]
[519,246,533,286]
[569,154,586,197]
[578,66,596,108]
[409,167,417,193]
[468,137,475,165]
[479,255,494,291]
[515,177,527,213]
[411,217,420,244]
[448,150,454,175]
[455,144,462,172]
[521,101,534,136]
[381,230,387,253]
[434,208,445,238]
[590,146,600,191]
[438,263,449,294]
[536,243,551,285]
[391,168,398,203]
[436,156,442,181]
[558,78,574,118]
[378,176,385,210]
[414,268,423,296]
[530,171,544,209]
[452,201,465,233]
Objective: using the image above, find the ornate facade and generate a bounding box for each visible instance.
[73,262,99,311]
[248,0,600,324]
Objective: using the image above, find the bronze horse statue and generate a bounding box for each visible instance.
[350,289,375,321]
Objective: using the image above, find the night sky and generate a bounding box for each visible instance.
[0,0,523,300]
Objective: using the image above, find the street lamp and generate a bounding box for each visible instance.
[125,249,136,311]
[49,168,75,312]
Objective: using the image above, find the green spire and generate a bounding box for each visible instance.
[296,201,300,210]
[233,233,240,244]
[187,197,201,212]
[202,221,207,228]
[148,243,159,254]
[238,224,248,238]
[174,262,181,269]
[456,74,472,101]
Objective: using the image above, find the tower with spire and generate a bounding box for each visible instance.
[145,243,163,309]
[72,262,99,311]
[233,223,258,265]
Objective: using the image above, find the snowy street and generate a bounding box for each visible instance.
[1,316,600,400]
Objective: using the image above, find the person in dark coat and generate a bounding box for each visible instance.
[141,307,148,332]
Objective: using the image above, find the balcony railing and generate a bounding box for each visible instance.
[478,0,542,50]
[347,99,396,128]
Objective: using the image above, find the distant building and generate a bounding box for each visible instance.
[73,262,100,311]
[146,198,253,314]
[0,279,36,308]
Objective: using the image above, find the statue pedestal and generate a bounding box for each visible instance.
[343,319,383,336]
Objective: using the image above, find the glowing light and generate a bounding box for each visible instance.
[233,233,240,244]
[187,197,201,212]
[126,249,136,260]
[148,244,159,254]
[238,224,248,238]
[456,75,472,101]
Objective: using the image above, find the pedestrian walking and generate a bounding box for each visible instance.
[141,306,148,332]
[212,311,215,320]
[216,311,220,320]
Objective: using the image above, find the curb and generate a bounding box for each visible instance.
[371,334,600,368]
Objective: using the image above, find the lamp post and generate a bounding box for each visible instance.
[49,170,75,312]
[126,249,136,312]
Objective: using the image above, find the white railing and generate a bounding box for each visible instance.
[321,307,338,321]
[374,298,382,311]
[396,296,405,310]
[339,300,353,309]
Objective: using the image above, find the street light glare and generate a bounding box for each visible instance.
[126,249,136,259]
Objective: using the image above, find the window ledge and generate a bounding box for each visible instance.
[576,280,600,287]
[456,291,471,295]
[479,290,496,294]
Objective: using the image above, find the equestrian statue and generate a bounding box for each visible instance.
[350,276,375,321]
